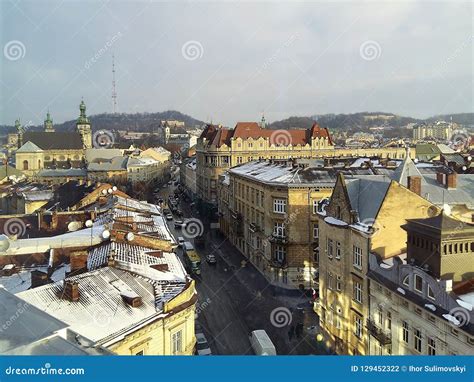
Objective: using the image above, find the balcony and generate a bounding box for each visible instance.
[270,258,287,269]
[230,210,243,236]
[249,223,261,233]
[366,319,391,346]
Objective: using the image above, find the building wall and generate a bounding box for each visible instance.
[196,142,414,204]
[219,172,332,290]
[368,279,473,355]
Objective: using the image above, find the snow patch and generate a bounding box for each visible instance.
[324,217,348,227]
[397,287,406,295]
[456,299,473,311]
[424,304,436,312]
[442,314,460,326]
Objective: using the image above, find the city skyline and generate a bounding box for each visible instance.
[1,1,472,127]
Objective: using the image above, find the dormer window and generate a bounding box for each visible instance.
[427,285,435,300]
[402,275,410,287]
[414,274,423,293]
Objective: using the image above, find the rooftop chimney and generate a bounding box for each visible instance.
[63,281,80,302]
[407,176,422,196]
[436,172,445,185]
[446,173,457,189]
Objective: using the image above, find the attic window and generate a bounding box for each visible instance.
[427,285,435,300]
[414,274,423,293]
[402,275,410,287]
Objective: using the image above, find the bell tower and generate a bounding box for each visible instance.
[76,100,92,149]
[44,111,55,132]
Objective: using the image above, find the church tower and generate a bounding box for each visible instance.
[44,111,55,132]
[76,100,92,149]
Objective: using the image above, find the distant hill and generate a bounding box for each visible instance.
[0,110,205,135]
[268,112,474,131]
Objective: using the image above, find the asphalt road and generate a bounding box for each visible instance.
[157,179,327,355]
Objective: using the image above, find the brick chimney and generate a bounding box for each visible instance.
[436,172,445,185]
[446,173,457,189]
[63,281,80,302]
[407,176,422,196]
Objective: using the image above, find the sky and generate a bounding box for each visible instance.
[0,0,472,127]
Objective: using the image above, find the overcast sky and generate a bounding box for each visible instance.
[1,0,472,127]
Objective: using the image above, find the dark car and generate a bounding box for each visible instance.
[206,254,217,265]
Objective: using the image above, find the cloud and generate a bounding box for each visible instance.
[1,1,472,127]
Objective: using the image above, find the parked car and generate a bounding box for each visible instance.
[206,254,217,265]
[163,208,171,215]
[177,236,185,246]
[195,333,212,356]
[174,220,186,229]
[176,209,183,217]
[249,330,276,355]
[166,213,173,221]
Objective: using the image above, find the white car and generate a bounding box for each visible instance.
[177,236,185,246]
[195,333,212,356]
[166,213,173,221]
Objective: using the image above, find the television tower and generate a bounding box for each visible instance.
[112,54,117,113]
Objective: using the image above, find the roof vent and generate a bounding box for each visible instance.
[120,291,142,307]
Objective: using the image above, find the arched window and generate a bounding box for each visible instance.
[23,160,28,170]
[38,160,41,168]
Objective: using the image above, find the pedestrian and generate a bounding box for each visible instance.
[288,325,295,341]
[296,322,303,338]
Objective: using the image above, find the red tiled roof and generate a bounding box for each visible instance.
[199,122,333,147]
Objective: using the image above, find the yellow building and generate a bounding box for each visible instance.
[197,120,413,205]
[217,160,385,290]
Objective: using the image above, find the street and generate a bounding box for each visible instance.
[157,177,328,355]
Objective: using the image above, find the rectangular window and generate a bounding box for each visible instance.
[414,329,422,353]
[328,272,333,290]
[336,276,342,291]
[172,330,183,355]
[428,337,436,355]
[354,316,363,338]
[353,281,362,304]
[414,274,423,293]
[274,245,286,262]
[386,311,391,330]
[335,241,342,259]
[377,307,383,325]
[353,245,362,269]
[312,199,319,214]
[273,199,286,214]
[402,321,409,343]
[313,224,319,239]
[327,238,334,258]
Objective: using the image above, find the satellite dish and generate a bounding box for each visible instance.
[112,186,117,192]
[467,156,472,162]
[126,232,135,242]
[67,221,81,232]
[0,235,10,252]
[85,220,93,228]
[102,189,107,195]
[102,230,111,239]
[108,188,113,194]
[442,204,452,216]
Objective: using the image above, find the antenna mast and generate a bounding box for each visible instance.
[112,54,117,114]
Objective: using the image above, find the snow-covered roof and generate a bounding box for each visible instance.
[17,267,168,346]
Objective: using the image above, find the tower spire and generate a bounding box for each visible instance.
[112,54,117,114]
